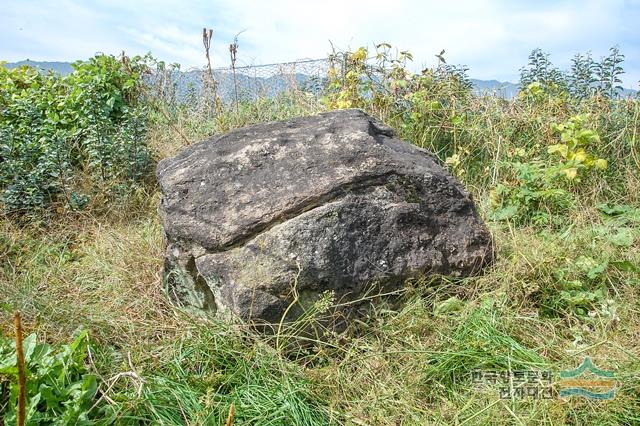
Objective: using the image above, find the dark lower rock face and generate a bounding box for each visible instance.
[157,109,493,325]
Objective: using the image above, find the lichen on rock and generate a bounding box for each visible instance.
[157,109,493,326]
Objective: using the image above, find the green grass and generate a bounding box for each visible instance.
[2,66,640,424]
[110,322,331,424]
[1,199,639,424]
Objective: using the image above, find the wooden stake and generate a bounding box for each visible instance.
[13,311,26,426]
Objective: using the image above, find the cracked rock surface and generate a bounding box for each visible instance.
[157,109,493,324]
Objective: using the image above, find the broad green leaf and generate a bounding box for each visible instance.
[573,149,587,163]
[547,144,568,157]
[594,158,608,170]
[611,260,639,273]
[608,228,635,247]
[30,342,51,365]
[561,280,583,290]
[597,203,631,216]
[562,167,578,180]
[434,296,465,315]
[22,333,37,363]
[492,205,518,221]
[587,261,608,280]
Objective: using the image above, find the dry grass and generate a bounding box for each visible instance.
[0,196,176,347]
[2,89,640,424]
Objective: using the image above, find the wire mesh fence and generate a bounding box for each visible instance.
[212,58,332,102]
[146,58,333,110]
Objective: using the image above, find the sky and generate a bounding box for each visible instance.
[1,0,639,86]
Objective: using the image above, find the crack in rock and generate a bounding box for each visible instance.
[157,109,494,327]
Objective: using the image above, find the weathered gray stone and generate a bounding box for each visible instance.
[157,109,493,325]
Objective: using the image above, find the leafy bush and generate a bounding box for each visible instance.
[0,331,109,424]
[519,49,568,95]
[324,47,370,109]
[596,46,625,99]
[0,54,152,214]
[323,44,473,161]
[489,158,574,225]
[547,114,607,177]
[546,256,610,318]
[318,44,633,223]
[489,114,607,225]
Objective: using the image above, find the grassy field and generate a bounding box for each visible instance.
[1,49,639,424]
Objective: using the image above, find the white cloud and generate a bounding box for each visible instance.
[1,0,638,86]
[122,26,205,66]
[202,0,639,84]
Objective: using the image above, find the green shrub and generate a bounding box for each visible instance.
[489,114,608,225]
[0,55,152,215]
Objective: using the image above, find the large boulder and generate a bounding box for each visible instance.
[157,109,492,325]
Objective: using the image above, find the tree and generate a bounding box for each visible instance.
[596,46,625,99]
[568,52,596,100]
[519,49,567,90]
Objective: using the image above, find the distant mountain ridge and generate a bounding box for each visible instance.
[469,79,520,98]
[2,60,523,98]
[4,60,74,75]
[3,60,636,99]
